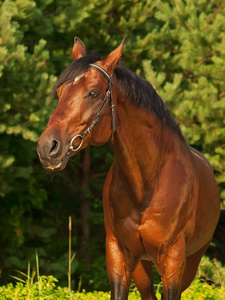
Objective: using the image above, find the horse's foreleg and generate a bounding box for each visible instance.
[132,260,157,300]
[106,234,131,300]
[155,236,186,300]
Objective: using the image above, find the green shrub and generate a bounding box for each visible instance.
[182,279,225,300]
[197,256,225,287]
[0,269,225,299]
[0,0,225,290]
[0,279,225,299]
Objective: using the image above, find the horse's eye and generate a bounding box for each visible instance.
[89,90,99,98]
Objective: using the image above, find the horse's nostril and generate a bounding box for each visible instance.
[49,140,59,156]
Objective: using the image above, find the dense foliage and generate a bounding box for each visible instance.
[0,0,224,291]
[1,281,225,300]
[0,257,225,299]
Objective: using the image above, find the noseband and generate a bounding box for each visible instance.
[68,64,115,152]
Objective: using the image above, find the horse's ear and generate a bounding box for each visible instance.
[72,37,87,60]
[101,37,125,75]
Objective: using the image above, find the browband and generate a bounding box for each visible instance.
[89,63,112,82]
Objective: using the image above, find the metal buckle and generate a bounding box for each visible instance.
[69,134,84,152]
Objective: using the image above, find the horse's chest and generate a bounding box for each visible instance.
[108,207,146,264]
[108,192,140,238]
[106,168,191,258]
[107,185,147,257]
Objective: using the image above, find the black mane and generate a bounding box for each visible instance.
[53,56,185,141]
[52,55,99,94]
[115,67,185,141]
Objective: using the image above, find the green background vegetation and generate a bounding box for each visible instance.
[0,0,225,297]
[0,257,225,299]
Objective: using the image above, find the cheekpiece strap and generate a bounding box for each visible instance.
[89,63,116,139]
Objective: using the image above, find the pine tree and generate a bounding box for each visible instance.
[142,0,225,203]
[0,0,56,260]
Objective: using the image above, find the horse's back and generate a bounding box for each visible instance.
[189,146,213,174]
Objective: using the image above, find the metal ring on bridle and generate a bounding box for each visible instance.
[69,134,84,152]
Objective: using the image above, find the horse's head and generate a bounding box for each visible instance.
[37,37,124,171]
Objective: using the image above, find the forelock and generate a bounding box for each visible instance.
[52,55,99,96]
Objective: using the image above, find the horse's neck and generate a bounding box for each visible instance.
[109,100,173,200]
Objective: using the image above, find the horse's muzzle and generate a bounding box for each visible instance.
[37,134,71,171]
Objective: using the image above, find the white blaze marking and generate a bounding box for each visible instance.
[73,74,84,85]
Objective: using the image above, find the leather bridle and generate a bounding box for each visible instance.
[68,63,116,152]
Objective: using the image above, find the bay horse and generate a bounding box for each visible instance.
[37,37,220,300]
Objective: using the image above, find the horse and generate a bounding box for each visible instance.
[37,37,221,300]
